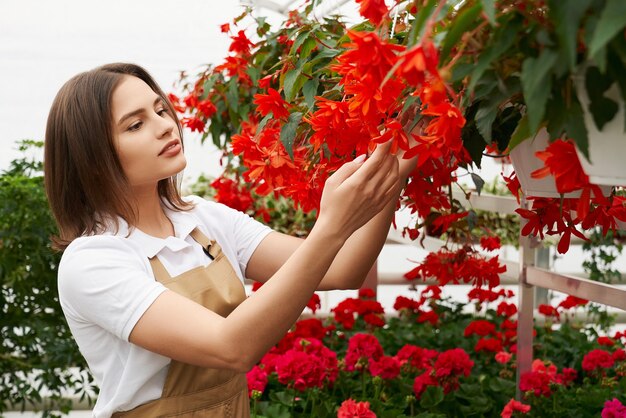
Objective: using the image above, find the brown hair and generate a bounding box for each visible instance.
[44,63,192,250]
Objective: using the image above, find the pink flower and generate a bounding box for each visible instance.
[246,365,268,398]
[501,399,531,418]
[495,351,513,364]
[602,398,626,418]
[337,399,376,418]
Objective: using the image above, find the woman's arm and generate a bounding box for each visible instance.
[129,141,400,372]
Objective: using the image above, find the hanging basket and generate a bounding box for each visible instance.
[509,129,583,198]
[575,80,626,187]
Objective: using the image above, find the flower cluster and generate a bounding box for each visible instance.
[404,245,506,289]
[515,139,626,253]
[244,282,626,417]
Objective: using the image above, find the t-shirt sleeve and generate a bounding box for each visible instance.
[58,236,167,341]
[185,195,273,276]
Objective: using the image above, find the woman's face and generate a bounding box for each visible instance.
[111,75,186,188]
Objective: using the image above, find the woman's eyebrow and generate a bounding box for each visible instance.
[117,97,163,126]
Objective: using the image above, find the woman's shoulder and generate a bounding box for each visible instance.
[60,234,146,274]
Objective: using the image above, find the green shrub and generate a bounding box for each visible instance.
[0,141,95,417]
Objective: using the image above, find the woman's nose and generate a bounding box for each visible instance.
[156,114,176,138]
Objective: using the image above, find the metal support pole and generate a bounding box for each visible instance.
[516,198,536,399]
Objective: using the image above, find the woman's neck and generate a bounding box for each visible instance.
[131,186,174,239]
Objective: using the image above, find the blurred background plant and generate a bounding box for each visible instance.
[0,141,95,417]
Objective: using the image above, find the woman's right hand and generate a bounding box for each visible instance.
[316,140,400,240]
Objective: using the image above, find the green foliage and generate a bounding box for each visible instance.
[0,141,95,417]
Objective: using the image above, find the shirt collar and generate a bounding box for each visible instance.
[110,207,203,258]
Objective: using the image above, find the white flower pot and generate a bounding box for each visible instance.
[509,128,583,198]
[575,80,626,186]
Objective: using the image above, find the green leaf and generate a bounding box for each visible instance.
[298,37,317,62]
[408,0,438,46]
[521,49,558,133]
[475,99,499,143]
[480,0,496,25]
[289,30,311,57]
[585,66,619,130]
[283,69,301,101]
[508,114,531,151]
[302,78,319,109]
[280,112,303,159]
[419,385,444,409]
[467,20,519,93]
[440,3,482,61]
[588,0,626,60]
[565,95,590,158]
[548,0,592,71]
[471,173,485,195]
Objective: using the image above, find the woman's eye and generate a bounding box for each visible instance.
[157,108,169,117]
[128,121,142,132]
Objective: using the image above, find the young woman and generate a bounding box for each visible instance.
[44,63,417,417]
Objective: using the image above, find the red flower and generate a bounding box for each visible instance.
[464,320,497,337]
[220,23,230,33]
[582,349,615,373]
[306,293,321,314]
[345,333,384,371]
[496,302,517,318]
[413,368,438,398]
[434,348,473,379]
[354,0,388,26]
[197,99,217,118]
[598,336,615,347]
[397,42,440,87]
[181,116,206,133]
[538,304,560,320]
[166,93,186,113]
[519,370,553,397]
[274,338,338,391]
[613,349,626,362]
[210,176,254,213]
[480,236,501,251]
[501,399,531,418]
[395,344,438,371]
[293,318,331,341]
[253,88,290,119]
[358,288,376,299]
[531,139,589,194]
[246,365,268,398]
[368,355,401,380]
[558,295,588,310]
[337,399,376,418]
[394,296,422,313]
[417,310,439,325]
[229,30,255,56]
[363,313,386,327]
[406,247,505,289]
[475,338,503,353]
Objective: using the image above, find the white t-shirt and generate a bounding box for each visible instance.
[57,195,273,418]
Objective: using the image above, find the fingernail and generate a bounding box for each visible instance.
[353,154,366,164]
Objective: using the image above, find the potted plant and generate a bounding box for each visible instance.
[172,0,626,254]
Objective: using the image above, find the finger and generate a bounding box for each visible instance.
[326,156,367,187]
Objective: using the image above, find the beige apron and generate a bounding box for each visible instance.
[113,228,250,417]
